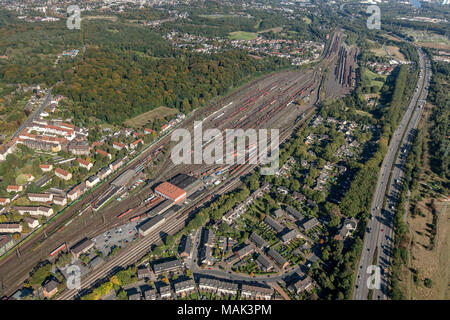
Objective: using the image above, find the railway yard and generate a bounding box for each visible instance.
[0,29,359,299]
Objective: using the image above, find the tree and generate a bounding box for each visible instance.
[424,278,433,288]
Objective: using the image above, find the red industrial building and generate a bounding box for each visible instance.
[154,182,186,203]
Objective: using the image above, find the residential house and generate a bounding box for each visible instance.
[43,279,59,299]
[159,285,172,299]
[152,259,184,275]
[179,235,192,258]
[27,193,53,203]
[241,284,273,300]
[0,223,22,233]
[129,138,143,150]
[292,192,306,202]
[263,216,284,233]
[55,168,72,181]
[98,167,112,180]
[137,267,151,280]
[266,248,289,270]
[290,277,314,294]
[6,185,23,193]
[334,217,358,241]
[67,182,87,201]
[53,196,67,206]
[280,229,299,243]
[15,206,53,217]
[24,217,39,229]
[95,149,111,159]
[249,232,268,249]
[273,208,284,218]
[174,279,196,296]
[255,254,273,272]
[112,142,126,151]
[86,175,100,188]
[143,288,157,300]
[285,206,304,221]
[77,158,93,171]
[0,197,11,206]
[302,218,320,231]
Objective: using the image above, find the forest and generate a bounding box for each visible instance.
[54,47,289,125]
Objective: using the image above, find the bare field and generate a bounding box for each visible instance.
[406,199,449,300]
[386,46,405,61]
[124,106,178,128]
[370,47,386,57]
[401,104,450,300]
[382,34,402,42]
[418,42,450,51]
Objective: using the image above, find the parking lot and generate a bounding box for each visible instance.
[93,221,139,256]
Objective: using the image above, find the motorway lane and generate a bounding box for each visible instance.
[373,55,431,300]
[353,46,430,300]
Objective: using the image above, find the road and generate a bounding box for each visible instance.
[353,44,431,300]
[11,88,53,140]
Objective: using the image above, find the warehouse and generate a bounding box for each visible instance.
[146,199,174,216]
[168,174,201,194]
[70,238,94,258]
[154,181,186,203]
[138,214,166,237]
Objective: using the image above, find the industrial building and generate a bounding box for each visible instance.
[154,181,186,203]
[138,214,166,237]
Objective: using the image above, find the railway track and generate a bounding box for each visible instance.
[2,30,347,298]
[56,96,316,300]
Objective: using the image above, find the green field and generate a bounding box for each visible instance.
[361,67,386,88]
[228,31,258,40]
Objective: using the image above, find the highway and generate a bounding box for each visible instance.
[353,44,431,300]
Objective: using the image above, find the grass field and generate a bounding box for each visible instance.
[229,31,258,40]
[83,15,118,22]
[198,14,240,19]
[302,17,312,24]
[361,67,386,88]
[124,106,178,128]
[258,27,283,34]
[15,174,29,185]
